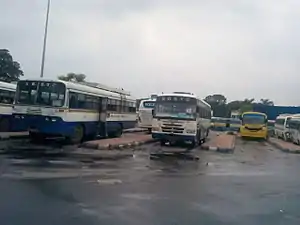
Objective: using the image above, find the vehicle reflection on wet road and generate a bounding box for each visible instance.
[0,140,300,225]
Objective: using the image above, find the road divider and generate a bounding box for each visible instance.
[267,138,300,154]
[80,133,157,150]
[201,134,236,153]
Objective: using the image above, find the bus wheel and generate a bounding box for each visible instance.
[69,125,84,144]
[0,118,10,132]
[147,128,152,134]
[192,132,200,147]
[109,124,123,138]
[29,132,45,143]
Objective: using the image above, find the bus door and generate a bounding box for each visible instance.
[97,97,108,137]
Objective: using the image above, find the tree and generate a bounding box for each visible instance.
[58,73,86,82]
[204,94,227,117]
[259,98,274,106]
[242,98,255,104]
[0,49,24,82]
[204,94,227,105]
[239,104,253,113]
[227,100,243,111]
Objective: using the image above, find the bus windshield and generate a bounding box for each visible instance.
[16,81,66,107]
[155,102,196,119]
[242,114,266,125]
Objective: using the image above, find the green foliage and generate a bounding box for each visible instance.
[204,94,227,117]
[239,104,253,113]
[58,73,86,82]
[205,95,275,117]
[259,98,274,106]
[0,49,24,82]
[204,94,227,105]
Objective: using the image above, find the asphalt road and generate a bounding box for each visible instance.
[0,138,300,225]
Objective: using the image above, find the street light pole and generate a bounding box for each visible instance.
[40,0,51,78]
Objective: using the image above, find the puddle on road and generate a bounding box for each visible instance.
[121,193,164,201]
[206,171,274,176]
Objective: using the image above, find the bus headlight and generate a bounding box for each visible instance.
[186,129,196,134]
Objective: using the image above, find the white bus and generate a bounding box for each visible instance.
[286,114,300,144]
[13,79,137,143]
[152,92,211,147]
[137,97,156,132]
[0,81,16,132]
[274,114,293,141]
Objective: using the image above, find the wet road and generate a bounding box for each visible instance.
[1,138,300,225]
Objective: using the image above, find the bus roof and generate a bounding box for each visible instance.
[157,93,211,108]
[242,111,267,116]
[0,81,16,91]
[18,79,136,101]
[140,98,156,103]
[276,114,293,119]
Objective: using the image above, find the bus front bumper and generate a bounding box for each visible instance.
[12,114,75,137]
[152,132,195,142]
[240,130,267,138]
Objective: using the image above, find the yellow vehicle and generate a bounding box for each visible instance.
[239,112,268,139]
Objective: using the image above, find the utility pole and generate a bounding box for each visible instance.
[40,0,51,78]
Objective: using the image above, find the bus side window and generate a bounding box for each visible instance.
[196,106,200,116]
[69,93,77,108]
[0,90,15,104]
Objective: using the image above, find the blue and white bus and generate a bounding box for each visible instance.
[0,81,17,132]
[12,79,137,143]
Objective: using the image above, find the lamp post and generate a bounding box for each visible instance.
[40,0,50,78]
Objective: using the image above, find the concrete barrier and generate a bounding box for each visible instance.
[201,134,236,153]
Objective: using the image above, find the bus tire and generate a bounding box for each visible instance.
[29,132,45,143]
[147,128,152,134]
[0,117,10,132]
[192,131,200,147]
[109,124,123,138]
[69,124,84,144]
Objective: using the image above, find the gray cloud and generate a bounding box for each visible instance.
[1,0,300,105]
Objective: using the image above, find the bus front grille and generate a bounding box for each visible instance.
[161,128,184,133]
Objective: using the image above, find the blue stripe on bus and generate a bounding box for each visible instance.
[11,115,136,137]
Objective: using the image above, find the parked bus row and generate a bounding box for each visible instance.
[210,117,241,132]
[274,114,300,145]
[0,79,138,143]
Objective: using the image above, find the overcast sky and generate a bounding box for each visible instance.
[1,0,300,105]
